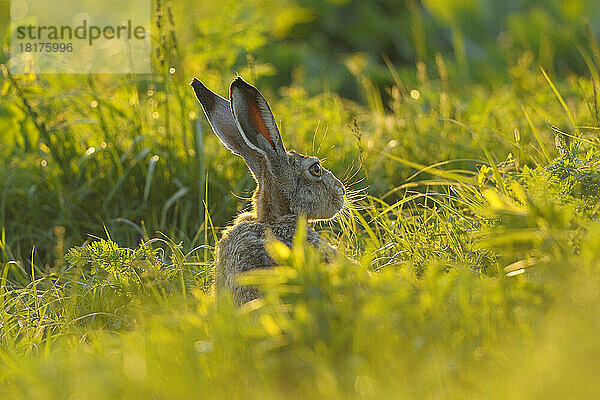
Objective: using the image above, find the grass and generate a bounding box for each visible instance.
[2,1,600,398]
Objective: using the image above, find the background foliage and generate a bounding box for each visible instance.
[1,0,600,398]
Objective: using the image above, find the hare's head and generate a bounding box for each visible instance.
[192,76,345,222]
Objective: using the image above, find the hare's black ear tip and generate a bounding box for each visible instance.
[230,76,253,92]
[231,76,244,85]
[190,78,216,110]
[190,78,203,91]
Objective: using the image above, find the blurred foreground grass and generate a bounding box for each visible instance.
[1,1,600,398]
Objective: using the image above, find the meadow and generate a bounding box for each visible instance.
[1,0,600,398]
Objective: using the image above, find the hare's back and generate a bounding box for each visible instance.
[214,219,267,302]
[216,215,322,285]
[218,219,272,267]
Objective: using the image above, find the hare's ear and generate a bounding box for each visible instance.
[229,77,286,165]
[191,78,263,179]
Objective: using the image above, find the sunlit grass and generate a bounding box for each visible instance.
[1,1,600,398]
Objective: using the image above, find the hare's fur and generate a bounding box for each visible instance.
[217,213,325,304]
[191,77,345,304]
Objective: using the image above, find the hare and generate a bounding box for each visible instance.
[191,76,345,304]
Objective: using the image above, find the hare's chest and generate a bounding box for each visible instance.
[269,224,321,249]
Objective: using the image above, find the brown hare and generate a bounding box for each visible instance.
[191,77,345,304]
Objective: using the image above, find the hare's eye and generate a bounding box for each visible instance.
[308,162,322,177]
